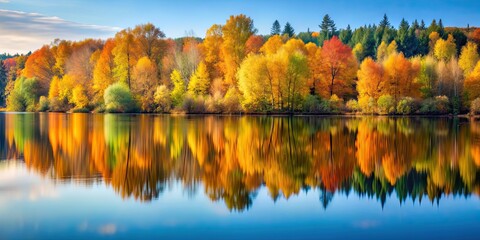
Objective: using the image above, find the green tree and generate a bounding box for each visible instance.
[104,82,136,113]
[283,22,295,37]
[271,20,281,35]
[339,25,353,45]
[6,77,40,112]
[319,14,336,40]
[285,52,309,112]
[395,19,415,57]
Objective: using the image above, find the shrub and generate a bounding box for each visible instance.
[303,95,331,113]
[104,82,137,113]
[38,96,49,112]
[222,87,242,113]
[471,98,480,115]
[6,91,25,112]
[346,99,360,113]
[48,98,69,112]
[359,96,376,114]
[154,85,171,113]
[6,77,40,112]
[71,85,89,110]
[329,94,344,113]
[396,97,418,115]
[181,94,206,113]
[205,92,223,113]
[434,96,450,113]
[377,94,395,115]
[419,95,450,114]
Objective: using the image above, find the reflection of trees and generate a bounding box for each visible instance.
[2,113,480,211]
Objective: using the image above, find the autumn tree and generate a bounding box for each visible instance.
[175,37,201,84]
[71,85,89,109]
[51,39,72,77]
[221,15,256,85]
[260,35,283,55]
[357,57,386,101]
[170,69,186,107]
[200,24,224,80]
[415,55,438,98]
[112,29,136,87]
[305,42,322,95]
[245,35,264,54]
[319,36,357,99]
[463,61,480,102]
[436,58,463,108]
[376,41,388,60]
[434,34,457,61]
[470,29,480,45]
[352,43,364,61]
[92,39,116,103]
[188,61,210,96]
[284,52,309,112]
[459,41,479,76]
[22,45,55,96]
[132,23,166,62]
[65,39,103,100]
[132,56,158,111]
[383,52,420,102]
[429,31,440,53]
[237,54,271,111]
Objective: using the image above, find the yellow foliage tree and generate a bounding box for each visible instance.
[434,34,457,61]
[459,41,480,76]
[376,41,388,60]
[464,61,480,102]
[237,54,271,111]
[71,85,89,109]
[188,61,211,96]
[305,42,322,95]
[260,35,283,55]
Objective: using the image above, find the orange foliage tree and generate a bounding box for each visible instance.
[221,15,256,85]
[319,36,357,99]
[22,45,55,96]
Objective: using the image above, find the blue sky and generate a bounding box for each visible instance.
[1,0,479,54]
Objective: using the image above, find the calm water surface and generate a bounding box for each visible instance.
[0,113,479,239]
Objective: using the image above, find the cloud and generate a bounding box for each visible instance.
[0,9,120,54]
[0,0,10,3]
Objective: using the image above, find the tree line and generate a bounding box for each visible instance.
[1,14,480,114]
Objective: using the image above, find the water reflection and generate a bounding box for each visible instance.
[1,113,479,211]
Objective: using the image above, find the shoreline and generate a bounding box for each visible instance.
[0,110,476,118]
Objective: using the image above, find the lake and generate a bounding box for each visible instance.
[0,113,479,239]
